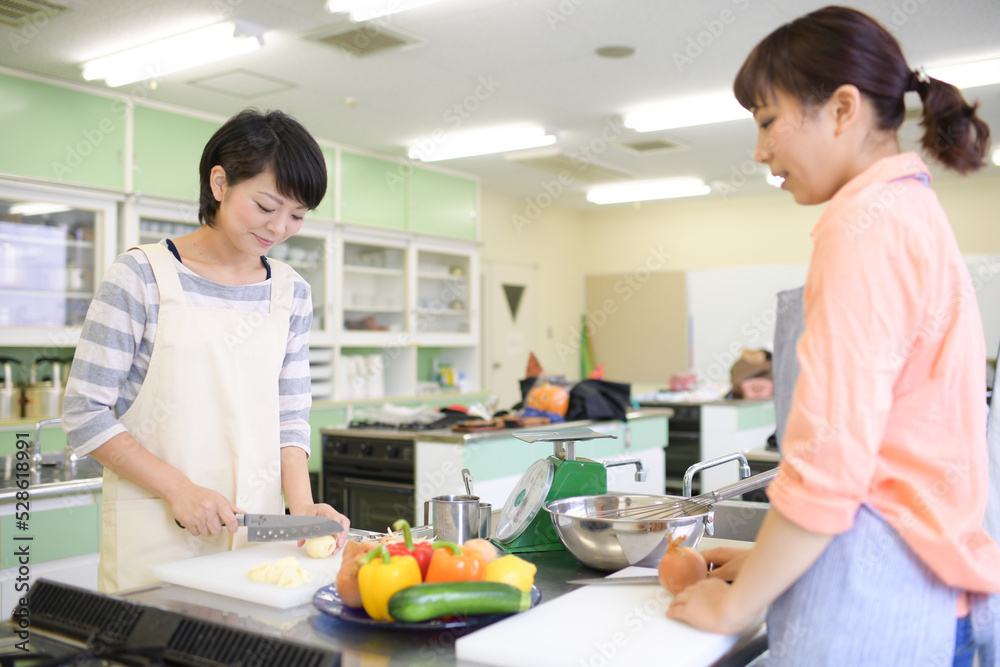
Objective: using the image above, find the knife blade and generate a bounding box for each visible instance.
[566,576,661,586]
[239,513,344,542]
[174,514,344,542]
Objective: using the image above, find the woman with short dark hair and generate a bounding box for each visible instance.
[64,108,350,592]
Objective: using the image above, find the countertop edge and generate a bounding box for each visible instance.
[319,408,674,444]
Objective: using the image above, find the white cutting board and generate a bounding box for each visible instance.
[456,538,755,667]
[153,542,344,609]
[456,567,742,667]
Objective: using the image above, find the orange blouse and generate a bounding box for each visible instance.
[768,152,1000,595]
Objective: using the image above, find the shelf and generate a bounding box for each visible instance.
[343,265,405,276]
[418,272,468,281]
[0,232,94,249]
[0,287,93,299]
[344,305,404,313]
[416,308,467,316]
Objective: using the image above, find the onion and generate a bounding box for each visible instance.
[657,534,708,595]
[462,538,500,563]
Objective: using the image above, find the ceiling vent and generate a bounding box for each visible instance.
[615,137,688,155]
[0,0,71,27]
[503,148,632,183]
[305,22,424,57]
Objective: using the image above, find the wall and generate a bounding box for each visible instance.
[479,169,1000,385]
[577,171,1000,271]
[478,189,590,380]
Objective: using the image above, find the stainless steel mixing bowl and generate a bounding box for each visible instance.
[544,493,713,572]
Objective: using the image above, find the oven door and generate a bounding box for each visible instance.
[326,476,416,532]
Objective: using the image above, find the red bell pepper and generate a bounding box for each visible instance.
[392,519,434,579]
[424,541,487,583]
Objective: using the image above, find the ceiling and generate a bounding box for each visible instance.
[2,0,999,209]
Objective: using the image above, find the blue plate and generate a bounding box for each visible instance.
[312,584,541,630]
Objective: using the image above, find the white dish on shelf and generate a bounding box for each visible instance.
[308,348,334,363]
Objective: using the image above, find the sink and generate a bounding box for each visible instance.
[1,450,104,492]
[712,500,769,542]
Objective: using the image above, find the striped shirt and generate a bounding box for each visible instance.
[63,239,313,458]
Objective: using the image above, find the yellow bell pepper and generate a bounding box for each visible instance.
[484,554,537,592]
[356,545,422,622]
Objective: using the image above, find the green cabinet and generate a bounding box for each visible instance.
[132,107,218,201]
[339,152,408,230]
[1,498,100,568]
[339,153,478,239]
[409,168,478,240]
[313,147,338,221]
[0,73,126,190]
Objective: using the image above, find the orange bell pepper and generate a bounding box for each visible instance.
[424,541,487,583]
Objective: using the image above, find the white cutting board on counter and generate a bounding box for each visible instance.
[153,542,344,609]
[456,538,756,667]
[456,567,743,667]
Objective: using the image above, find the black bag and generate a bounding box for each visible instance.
[565,379,632,422]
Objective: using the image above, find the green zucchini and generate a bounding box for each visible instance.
[388,582,531,622]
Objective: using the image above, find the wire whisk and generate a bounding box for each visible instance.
[584,468,779,521]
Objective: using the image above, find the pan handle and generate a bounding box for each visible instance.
[709,467,779,504]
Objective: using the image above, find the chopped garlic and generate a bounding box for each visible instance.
[246,556,313,587]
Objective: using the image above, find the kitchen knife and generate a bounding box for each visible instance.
[566,576,661,586]
[174,514,344,542]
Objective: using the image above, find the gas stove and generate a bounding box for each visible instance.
[5,580,338,667]
[347,411,470,432]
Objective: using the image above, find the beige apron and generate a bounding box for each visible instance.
[99,243,294,593]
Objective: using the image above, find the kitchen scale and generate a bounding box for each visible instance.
[493,426,616,553]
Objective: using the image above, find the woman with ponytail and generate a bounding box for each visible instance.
[666,7,998,666]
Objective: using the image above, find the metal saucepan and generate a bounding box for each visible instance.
[544,468,778,571]
[23,357,68,420]
[0,356,22,420]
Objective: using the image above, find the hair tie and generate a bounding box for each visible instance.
[907,66,930,92]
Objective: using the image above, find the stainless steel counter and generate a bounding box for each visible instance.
[321,408,674,445]
[116,540,763,666]
[0,452,103,502]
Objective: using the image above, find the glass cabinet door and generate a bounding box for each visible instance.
[271,230,330,335]
[0,197,99,328]
[138,216,198,244]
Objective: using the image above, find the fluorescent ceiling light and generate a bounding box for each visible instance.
[622,92,752,132]
[586,178,711,205]
[408,125,557,162]
[81,21,265,87]
[766,173,784,188]
[327,0,445,22]
[926,57,1000,89]
[8,202,72,216]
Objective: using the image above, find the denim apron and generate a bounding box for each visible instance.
[765,286,1000,665]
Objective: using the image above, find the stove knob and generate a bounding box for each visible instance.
[335,441,348,454]
[360,443,373,456]
[386,444,399,458]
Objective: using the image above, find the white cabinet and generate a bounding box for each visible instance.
[327,228,481,401]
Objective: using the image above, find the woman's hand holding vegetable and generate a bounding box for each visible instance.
[667,507,832,635]
[700,546,751,583]
[290,503,351,551]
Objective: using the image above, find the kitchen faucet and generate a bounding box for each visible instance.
[682,451,752,497]
[30,417,63,472]
[604,457,647,482]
